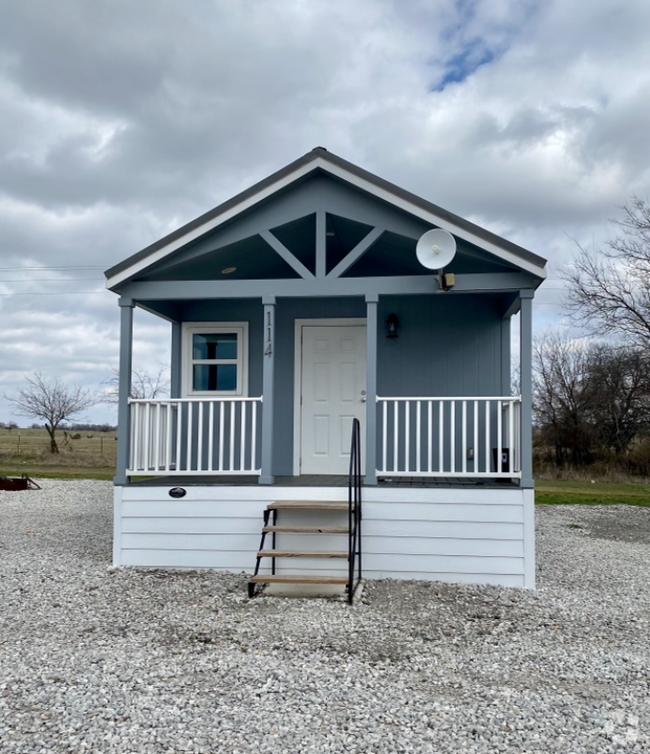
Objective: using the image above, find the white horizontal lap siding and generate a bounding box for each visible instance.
[114,486,348,572]
[114,485,534,588]
[359,487,532,588]
[122,517,262,534]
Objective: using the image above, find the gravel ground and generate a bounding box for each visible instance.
[1,481,650,753]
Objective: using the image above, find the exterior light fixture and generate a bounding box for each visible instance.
[386,313,399,339]
[221,267,237,275]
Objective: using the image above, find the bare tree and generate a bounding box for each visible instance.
[533,332,595,466]
[563,196,650,349]
[533,331,650,467]
[587,344,650,454]
[5,374,97,453]
[102,365,170,404]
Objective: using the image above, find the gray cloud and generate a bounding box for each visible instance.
[1,0,650,422]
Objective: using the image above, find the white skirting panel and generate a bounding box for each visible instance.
[113,485,535,588]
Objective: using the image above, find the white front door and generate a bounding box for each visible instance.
[299,324,367,475]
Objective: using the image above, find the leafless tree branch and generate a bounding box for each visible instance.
[562,196,650,348]
[5,373,97,453]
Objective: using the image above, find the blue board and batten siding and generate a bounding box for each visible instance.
[114,485,534,588]
[176,293,508,476]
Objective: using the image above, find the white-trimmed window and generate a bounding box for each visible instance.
[182,322,248,397]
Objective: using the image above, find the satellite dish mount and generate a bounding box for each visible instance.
[415,229,457,291]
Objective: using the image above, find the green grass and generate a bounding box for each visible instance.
[535,480,650,506]
[0,427,116,480]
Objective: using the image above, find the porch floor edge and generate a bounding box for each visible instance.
[124,474,522,489]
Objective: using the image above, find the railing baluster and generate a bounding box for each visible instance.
[164,403,172,472]
[131,402,139,471]
[175,401,183,472]
[427,400,433,473]
[416,400,421,474]
[485,400,490,474]
[197,401,204,472]
[461,400,467,474]
[208,401,214,472]
[143,402,151,472]
[229,401,235,472]
[405,400,410,473]
[187,401,193,473]
[496,399,503,476]
[251,400,258,472]
[240,401,247,471]
[382,400,387,473]
[438,400,444,473]
[473,400,478,475]
[450,400,456,473]
[508,399,514,474]
[218,401,225,472]
[154,402,162,471]
[393,401,398,472]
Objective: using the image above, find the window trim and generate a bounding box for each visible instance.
[182,322,249,397]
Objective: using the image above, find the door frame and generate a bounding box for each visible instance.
[293,318,367,476]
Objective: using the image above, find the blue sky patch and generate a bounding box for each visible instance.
[437,41,497,89]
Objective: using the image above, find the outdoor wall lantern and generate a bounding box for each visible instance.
[386,313,399,339]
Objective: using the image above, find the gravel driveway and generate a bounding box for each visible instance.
[1,480,649,753]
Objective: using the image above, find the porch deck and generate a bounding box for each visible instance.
[127,474,521,489]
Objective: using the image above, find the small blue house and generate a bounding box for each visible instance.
[105,148,545,590]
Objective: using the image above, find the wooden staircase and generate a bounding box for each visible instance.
[249,419,363,602]
[248,500,354,598]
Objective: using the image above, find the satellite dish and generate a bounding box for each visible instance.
[416,229,457,270]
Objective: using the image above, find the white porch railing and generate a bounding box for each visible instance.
[128,398,263,475]
[376,396,521,478]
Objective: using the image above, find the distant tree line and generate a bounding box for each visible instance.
[533,334,650,473]
[535,196,650,475]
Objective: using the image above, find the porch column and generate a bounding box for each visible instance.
[519,291,534,488]
[500,317,511,396]
[170,321,182,398]
[259,296,276,484]
[114,298,134,485]
[365,294,378,485]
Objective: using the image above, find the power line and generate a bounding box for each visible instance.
[1,278,104,282]
[0,265,106,272]
[0,291,107,296]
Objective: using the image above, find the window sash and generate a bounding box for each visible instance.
[182,323,248,397]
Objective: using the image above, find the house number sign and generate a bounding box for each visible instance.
[264,310,273,357]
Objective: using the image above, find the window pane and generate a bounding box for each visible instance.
[193,333,237,360]
[193,364,237,392]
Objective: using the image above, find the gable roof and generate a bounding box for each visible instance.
[105,147,547,289]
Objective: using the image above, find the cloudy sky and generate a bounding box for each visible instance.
[2,0,650,424]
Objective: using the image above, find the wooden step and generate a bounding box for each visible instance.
[268,501,349,511]
[249,574,348,585]
[263,525,349,534]
[257,549,348,559]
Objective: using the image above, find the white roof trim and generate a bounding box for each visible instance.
[106,156,545,289]
[318,161,547,279]
[105,160,319,289]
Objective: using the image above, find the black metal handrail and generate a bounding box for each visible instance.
[347,418,362,604]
